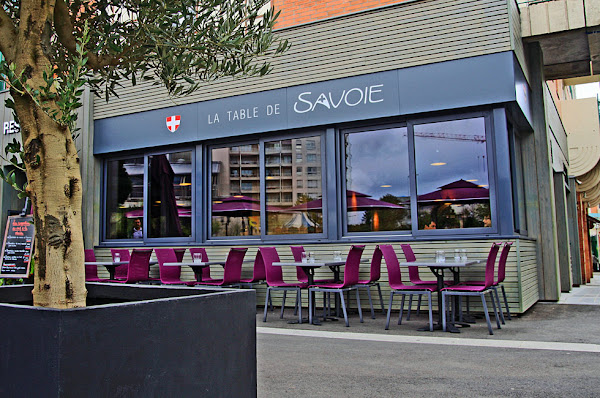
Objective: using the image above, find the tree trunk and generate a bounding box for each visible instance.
[13,93,87,308]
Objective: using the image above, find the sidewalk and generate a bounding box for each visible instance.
[559,277,600,305]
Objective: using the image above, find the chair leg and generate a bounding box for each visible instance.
[293,293,298,316]
[376,283,385,314]
[427,291,433,332]
[297,289,302,324]
[385,292,394,330]
[489,290,501,329]
[263,288,271,322]
[480,293,494,335]
[280,290,287,319]
[493,287,506,325]
[407,295,413,321]
[399,294,406,325]
[356,288,364,323]
[366,286,375,319]
[416,294,422,316]
[268,294,273,311]
[308,289,314,325]
[441,292,447,332]
[339,290,349,327]
[501,285,512,320]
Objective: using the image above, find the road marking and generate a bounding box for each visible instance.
[257,327,600,353]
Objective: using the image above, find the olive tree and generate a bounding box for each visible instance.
[0,0,287,308]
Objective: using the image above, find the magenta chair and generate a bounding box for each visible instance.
[400,243,449,320]
[462,242,513,323]
[356,247,386,318]
[110,248,131,280]
[380,244,437,331]
[197,248,247,287]
[261,247,307,323]
[155,248,198,286]
[189,247,217,282]
[441,243,501,335]
[112,249,153,284]
[84,249,109,282]
[290,246,336,283]
[239,251,267,287]
[308,245,365,327]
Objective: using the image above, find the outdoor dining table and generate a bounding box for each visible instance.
[272,259,348,325]
[84,261,128,280]
[163,259,254,282]
[399,259,482,333]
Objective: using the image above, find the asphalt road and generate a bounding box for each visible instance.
[256,303,600,397]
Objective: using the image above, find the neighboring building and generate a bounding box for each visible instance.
[2,0,600,313]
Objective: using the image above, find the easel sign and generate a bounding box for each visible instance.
[0,215,35,278]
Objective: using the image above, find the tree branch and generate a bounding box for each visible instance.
[0,6,18,62]
[53,0,121,70]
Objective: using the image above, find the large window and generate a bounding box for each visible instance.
[105,157,144,239]
[105,151,193,241]
[211,144,261,237]
[344,127,411,232]
[148,152,192,238]
[414,117,490,230]
[266,136,323,235]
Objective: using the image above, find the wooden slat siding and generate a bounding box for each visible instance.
[94,0,512,120]
[92,238,539,315]
[507,0,529,83]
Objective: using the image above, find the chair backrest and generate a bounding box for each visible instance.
[248,251,267,282]
[367,247,383,283]
[483,243,501,288]
[259,247,285,285]
[221,248,248,285]
[189,248,210,280]
[340,245,365,287]
[380,244,404,285]
[174,248,186,262]
[110,249,131,279]
[290,246,309,283]
[496,242,513,284]
[124,249,153,283]
[84,249,98,280]
[400,244,422,284]
[155,248,184,283]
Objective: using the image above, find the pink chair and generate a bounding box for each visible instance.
[196,248,247,287]
[84,249,109,282]
[308,245,365,327]
[239,251,267,287]
[400,243,450,320]
[110,248,131,280]
[189,248,218,282]
[356,247,385,318]
[155,248,198,286]
[462,242,514,323]
[112,249,153,284]
[260,247,307,323]
[380,244,437,331]
[441,243,501,335]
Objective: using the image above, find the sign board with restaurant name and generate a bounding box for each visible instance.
[0,215,34,278]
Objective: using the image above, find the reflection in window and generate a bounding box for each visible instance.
[148,152,192,238]
[345,127,411,232]
[266,136,323,235]
[105,157,144,239]
[211,145,260,237]
[414,117,490,230]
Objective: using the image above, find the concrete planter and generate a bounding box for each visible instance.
[0,283,256,397]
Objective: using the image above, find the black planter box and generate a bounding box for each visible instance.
[0,283,256,397]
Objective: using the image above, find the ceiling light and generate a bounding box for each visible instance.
[380,185,392,188]
[430,162,446,166]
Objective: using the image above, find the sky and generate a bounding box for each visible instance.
[575,82,600,99]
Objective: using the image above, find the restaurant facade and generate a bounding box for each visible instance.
[0,0,578,313]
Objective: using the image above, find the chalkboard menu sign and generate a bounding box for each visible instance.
[0,215,35,278]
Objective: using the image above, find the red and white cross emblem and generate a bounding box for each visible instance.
[166,115,181,132]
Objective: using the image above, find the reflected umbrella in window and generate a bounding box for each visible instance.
[150,154,183,237]
[417,179,490,229]
[212,195,261,236]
